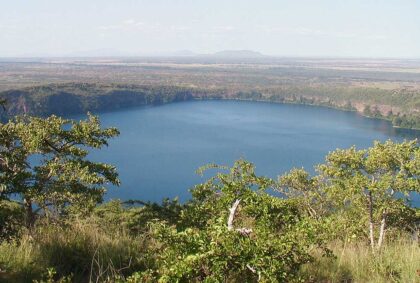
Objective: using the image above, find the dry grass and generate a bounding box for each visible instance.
[0,220,146,283]
[302,239,420,283]
[0,219,418,282]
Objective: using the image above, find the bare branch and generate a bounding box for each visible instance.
[228,200,258,280]
[227,199,253,235]
[227,199,240,231]
[246,264,261,281]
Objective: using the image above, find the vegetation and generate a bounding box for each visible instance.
[1,82,419,129]
[0,111,419,282]
[0,114,120,228]
[1,58,420,129]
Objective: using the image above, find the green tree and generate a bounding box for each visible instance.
[318,140,419,251]
[277,168,326,219]
[138,160,325,282]
[0,114,120,227]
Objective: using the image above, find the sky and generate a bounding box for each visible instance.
[0,0,419,58]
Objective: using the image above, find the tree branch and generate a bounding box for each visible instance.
[246,264,261,281]
[227,200,258,280]
[43,138,62,153]
[227,199,240,231]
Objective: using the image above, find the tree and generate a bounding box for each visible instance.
[137,160,325,282]
[318,140,419,251]
[277,168,326,219]
[0,114,120,227]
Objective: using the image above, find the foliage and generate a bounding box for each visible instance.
[136,160,326,282]
[0,220,417,283]
[0,200,24,240]
[320,140,419,249]
[0,114,120,226]
[92,198,182,234]
[393,114,420,129]
[33,268,72,283]
[279,140,419,248]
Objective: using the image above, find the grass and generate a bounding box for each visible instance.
[0,219,147,283]
[0,218,418,282]
[301,239,420,283]
[1,198,419,283]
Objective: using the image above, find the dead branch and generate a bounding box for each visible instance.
[227,199,240,231]
[227,199,258,280]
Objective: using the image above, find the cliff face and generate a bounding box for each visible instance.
[1,90,88,118]
[0,90,33,117]
[43,92,84,116]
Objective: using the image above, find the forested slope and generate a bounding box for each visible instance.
[1,82,419,129]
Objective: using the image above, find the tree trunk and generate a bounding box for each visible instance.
[368,191,375,252]
[377,212,387,250]
[24,198,34,229]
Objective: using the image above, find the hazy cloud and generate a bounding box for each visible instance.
[98,19,191,34]
[256,25,388,40]
[0,0,417,57]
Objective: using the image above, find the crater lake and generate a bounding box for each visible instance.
[76,100,420,204]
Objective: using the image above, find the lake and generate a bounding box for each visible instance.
[80,100,419,204]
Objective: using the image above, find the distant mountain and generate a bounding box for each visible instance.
[210,50,266,58]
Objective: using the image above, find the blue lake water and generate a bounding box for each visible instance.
[77,100,419,204]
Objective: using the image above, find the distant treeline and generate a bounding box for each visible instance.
[1,82,419,129]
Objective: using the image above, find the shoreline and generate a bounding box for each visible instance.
[2,88,420,131]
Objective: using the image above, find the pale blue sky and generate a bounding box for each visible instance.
[1,0,419,57]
